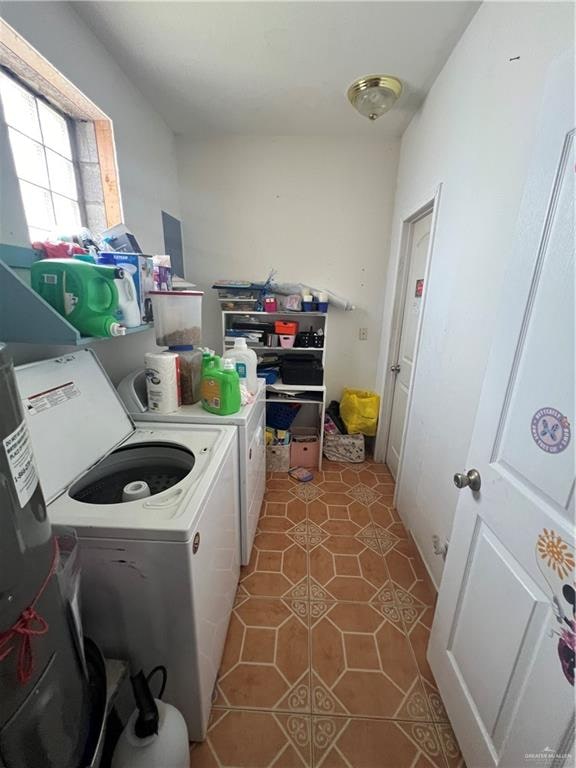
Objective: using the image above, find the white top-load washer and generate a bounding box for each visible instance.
[15,350,239,741]
[117,369,266,565]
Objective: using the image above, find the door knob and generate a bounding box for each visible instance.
[390,364,401,374]
[453,469,481,492]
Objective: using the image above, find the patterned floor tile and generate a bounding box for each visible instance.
[383,537,437,606]
[307,499,375,538]
[346,483,381,506]
[291,483,324,503]
[436,723,467,768]
[312,717,447,767]
[190,709,312,767]
[310,602,431,721]
[216,596,310,713]
[309,535,389,603]
[401,603,449,723]
[258,498,308,533]
[241,532,308,599]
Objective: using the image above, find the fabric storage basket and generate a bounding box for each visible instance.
[290,428,320,468]
[323,433,365,463]
[267,440,292,472]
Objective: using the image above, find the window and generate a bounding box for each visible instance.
[0,70,84,241]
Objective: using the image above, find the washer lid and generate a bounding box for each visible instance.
[15,349,134,504]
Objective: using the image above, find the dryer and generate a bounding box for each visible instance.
[117,369,266,565]
[15,350,239,741]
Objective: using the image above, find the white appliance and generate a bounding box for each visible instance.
[15,350,239,741]
[117,370,266,565]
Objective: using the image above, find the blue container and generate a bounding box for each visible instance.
[317,302,328,313]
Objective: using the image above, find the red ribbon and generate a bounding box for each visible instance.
[0,537,59,685]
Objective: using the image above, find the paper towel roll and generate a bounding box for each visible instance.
[145,352,180,414]
[122,481,151,502]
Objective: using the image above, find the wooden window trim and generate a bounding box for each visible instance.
[1,17,122,229]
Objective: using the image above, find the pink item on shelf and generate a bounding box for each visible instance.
[279,335,295,348]
[32,241,86,259]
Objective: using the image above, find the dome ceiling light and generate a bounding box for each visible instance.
[347,75,403,121]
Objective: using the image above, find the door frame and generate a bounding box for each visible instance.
[374,184,442,498]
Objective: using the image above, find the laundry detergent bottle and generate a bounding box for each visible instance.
[222,337,258,394]
[31,258,126,337]
[201,357,240,415]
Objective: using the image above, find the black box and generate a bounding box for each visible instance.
[280,355,324,385]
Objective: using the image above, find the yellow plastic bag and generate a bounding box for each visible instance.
[340,389,381,437]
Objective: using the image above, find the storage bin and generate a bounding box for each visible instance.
[275,320,299,335]
[290,428,320,468]
[280,355,324,385]
[323,433,365,463]
[266,402,301,429]
[279,334,295,348]
[267,441,291,472]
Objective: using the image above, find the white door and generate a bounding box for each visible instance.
[386,211,432,478]
[429,54,575,768]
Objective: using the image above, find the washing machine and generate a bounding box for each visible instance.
[117,369,266,565]
[15,350,239,741]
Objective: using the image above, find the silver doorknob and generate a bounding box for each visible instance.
[390,364,401,374]
[453,469,481,492]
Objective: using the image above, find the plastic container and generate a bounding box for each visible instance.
[31,258,126,337]
[201,358,241,415]
[150,291,203,348]
[279,335,295,348]
[171,346,203,405]
[145,352,181,413]
[222,338,258,394]
[275,321,299,335]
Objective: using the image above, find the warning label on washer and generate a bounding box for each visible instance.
[24,381,80,415]
[3,419,39,508]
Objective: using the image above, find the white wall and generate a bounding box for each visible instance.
[175,136,399,400]
[376,1,574,585]
[1,1,180,380]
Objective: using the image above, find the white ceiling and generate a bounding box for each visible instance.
[73,1,480,138]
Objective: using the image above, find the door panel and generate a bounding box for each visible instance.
[495,147,574,510]
[429,53,575,767]
[386,212,432,478]
[449,520,549,747]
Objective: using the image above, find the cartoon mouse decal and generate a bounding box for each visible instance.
[536,529,575,686]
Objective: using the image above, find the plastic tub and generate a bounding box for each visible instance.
[150,291,203,347]
[280,335,295,348]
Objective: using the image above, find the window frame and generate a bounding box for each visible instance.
[0,65,88,238]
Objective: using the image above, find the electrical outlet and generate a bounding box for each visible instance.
[359,327,368,341]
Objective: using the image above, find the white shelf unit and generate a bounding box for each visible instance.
[222,310,327,468]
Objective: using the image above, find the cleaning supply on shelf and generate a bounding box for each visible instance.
[114,269,141,328]
[31,258,126,338]
[201,357,241,416]
[170,346,203,405]
[222,337,258,394]
[145,352,181,414]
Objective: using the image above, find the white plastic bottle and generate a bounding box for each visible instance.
[222,337,258,394]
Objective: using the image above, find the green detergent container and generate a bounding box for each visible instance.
[201,357,241,415]
[31,259,126,337]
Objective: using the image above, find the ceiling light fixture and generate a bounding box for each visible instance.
[347,75,403,121]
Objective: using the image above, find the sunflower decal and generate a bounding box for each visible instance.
[537,529,575,579]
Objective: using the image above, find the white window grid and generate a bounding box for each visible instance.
[0,69,85,242]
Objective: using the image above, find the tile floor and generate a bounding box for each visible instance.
[190,460,465,768]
